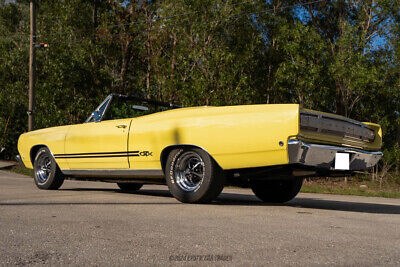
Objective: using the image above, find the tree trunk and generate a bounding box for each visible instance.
[146,10,152,94]
[335,0,346,116]
[92,0,98,29]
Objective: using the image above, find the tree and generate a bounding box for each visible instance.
[0,0,399,171]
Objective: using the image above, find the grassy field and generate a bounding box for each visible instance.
[4,165,400,199]
[301,176,400,199]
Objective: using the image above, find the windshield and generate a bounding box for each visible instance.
[86,94,180,123]
[103,98,168,121]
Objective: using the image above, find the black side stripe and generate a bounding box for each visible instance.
[54,151,139,157]
[55,154,139,159]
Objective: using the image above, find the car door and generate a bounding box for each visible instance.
[63,118,132,170]
[127,116,165,172]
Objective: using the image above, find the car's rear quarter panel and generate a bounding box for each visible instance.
[129,104,300,170]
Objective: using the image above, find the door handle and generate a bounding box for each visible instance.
[116,125,127,129]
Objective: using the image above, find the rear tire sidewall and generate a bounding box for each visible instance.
[251,178,303,203]
[33,147,64,190]
[165,148,223,203]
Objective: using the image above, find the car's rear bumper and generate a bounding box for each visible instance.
[288,140,382,171]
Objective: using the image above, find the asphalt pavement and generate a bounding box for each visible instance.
[0,161,15,169]
[0,170,399,266]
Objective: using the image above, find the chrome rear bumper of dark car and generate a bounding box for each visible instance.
[288,140,382,171]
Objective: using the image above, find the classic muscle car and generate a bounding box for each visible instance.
[17,94,383,203]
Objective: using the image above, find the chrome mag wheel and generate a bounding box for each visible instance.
[166,147,225,203]
[33,147,65,190]
[174,151,205,192]
[36,154,52,184]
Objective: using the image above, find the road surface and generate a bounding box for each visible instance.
[0,170,399,266]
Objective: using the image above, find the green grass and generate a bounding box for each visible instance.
[301,178,400,199]
[6,165,33,177]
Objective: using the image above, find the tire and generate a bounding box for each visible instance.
[165,148,224,203]
[33,147,65,190]
[117,183,143,191]
[250,178,303,203]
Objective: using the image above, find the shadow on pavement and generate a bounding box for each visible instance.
[288,197,400,215]
[216,192,400,214]
[1,188,399,214]
[137,189,400,214]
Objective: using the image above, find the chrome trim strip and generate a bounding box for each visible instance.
[287,139,382,155]
[100,95,113,122]
[61,169,164,179]
[287,139,301,145]
[300,111,369,128]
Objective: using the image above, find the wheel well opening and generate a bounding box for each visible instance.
[160,145,222,173]
[160,146,180,173]
[30,145,47,165]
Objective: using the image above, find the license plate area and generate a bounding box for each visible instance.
[334,153,350,170]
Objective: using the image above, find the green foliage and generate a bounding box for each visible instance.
[0,0,399,177]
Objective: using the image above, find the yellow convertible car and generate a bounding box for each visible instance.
[17,94,383,203]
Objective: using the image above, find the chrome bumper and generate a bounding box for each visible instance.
[15,155,25,168]
[288,140,382,171]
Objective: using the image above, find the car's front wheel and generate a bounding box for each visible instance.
[165,148,224,203]
[33,147,65,190]
[250,178,303,203]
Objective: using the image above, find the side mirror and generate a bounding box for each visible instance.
[92,110,101,122]
[132,105,149,111]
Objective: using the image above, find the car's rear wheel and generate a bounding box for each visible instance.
[33,147,65,190]
[117,183,143,191]
[250,178,303,203]
[165,148,224,203]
